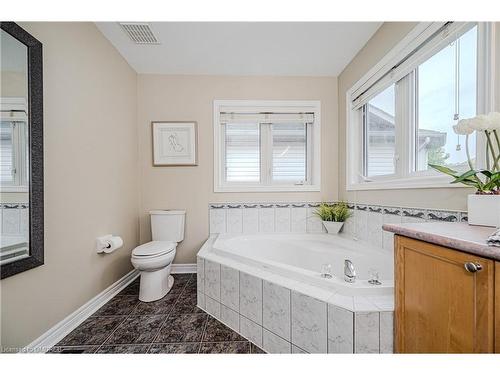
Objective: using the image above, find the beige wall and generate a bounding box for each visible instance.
[0,23,139,349]
[0,71,27,98]
[338,22,500,211]
[137,75,338,264]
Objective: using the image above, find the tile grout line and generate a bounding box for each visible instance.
[72,274,192,353]
[94,286,146,351]
[197,310,212,353]
[54,274,260,354]
[94,315,130,353]
[148,274,193,349]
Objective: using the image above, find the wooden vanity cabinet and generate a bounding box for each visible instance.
[395,235,498,353]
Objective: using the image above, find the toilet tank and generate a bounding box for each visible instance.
[150,210,186,243]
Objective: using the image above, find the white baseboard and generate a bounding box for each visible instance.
[23,269,139,353]
[171,263,196,274]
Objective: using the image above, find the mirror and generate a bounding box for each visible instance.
[0,22,44,279]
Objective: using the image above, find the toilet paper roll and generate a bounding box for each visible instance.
[103,236,123,253]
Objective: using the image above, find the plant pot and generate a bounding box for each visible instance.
[467,194,500,227]
[322,221,344,234]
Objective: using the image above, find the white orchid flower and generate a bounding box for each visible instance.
[487,112,500,131]
[453,119,474,135]
[468,114,491,131]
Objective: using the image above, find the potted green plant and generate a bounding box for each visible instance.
[314,202,352,234]
[429,111,500,227]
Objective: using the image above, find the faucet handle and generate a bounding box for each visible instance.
[344,259,356,283]
[368,268,382,285]
[320,263,333,279]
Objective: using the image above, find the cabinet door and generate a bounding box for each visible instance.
[395,236,494,353]
[496,262,500,354]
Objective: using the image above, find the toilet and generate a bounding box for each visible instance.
[131,210,185,302]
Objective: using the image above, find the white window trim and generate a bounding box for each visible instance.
[1,97,29,193]
[213,100,321,192]
[346,22,496,191]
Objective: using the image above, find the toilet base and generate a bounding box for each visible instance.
[138,265,174,302]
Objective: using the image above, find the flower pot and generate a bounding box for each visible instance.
[467,194,500,227]
[322,221,344,234]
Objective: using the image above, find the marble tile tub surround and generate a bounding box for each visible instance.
[209,202,468,253]
[197,239,394,353]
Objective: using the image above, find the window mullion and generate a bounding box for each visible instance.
[12,122,20,186]
[260,123,272,185]
[306,123,313,184]
[394,73,414,179]
[221,123,227,184]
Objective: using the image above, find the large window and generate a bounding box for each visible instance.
[214,100,320,192]
[347,22,494,189]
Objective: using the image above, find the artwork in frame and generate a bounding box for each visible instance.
[152,121,198,166]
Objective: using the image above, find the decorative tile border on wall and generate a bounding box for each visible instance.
[209,202,467,255]
[343,203,465,254]
[196,256,393,354]
[209,202,333,235]
[1,203,29,237]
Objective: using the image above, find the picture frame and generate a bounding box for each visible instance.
[152,121,198,166]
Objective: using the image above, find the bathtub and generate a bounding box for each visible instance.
[212,233,393,296]
[197,233,394,353]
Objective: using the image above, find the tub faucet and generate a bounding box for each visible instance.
[344,260,356,283]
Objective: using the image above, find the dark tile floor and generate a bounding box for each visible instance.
[48,273,265,354]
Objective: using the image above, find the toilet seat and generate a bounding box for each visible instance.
[132,241,175,258]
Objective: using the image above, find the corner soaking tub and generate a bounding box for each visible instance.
[196,233,394,354]
[212,233,393,295]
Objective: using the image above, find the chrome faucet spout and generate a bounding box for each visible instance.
[344,259,356,283]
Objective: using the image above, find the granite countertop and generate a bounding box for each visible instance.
[382,222,500,261]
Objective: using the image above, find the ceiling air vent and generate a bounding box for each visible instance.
[119,23,160,44]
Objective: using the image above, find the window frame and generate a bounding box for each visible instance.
[346,22,496,191]
[1,97,29,193]
[214,100,321,192]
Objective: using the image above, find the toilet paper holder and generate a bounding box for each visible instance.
[96,234,123,254]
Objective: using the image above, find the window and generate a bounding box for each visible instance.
[225,123,260,182]
[214,100,320,192]
[271,123,307,183]
[1,120,28,189]
[363,84,396,177]
[415,26,477,172]
[347,22,494,190]
[1,97,28,192]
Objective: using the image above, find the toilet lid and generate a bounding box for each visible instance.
[132,241,176,257]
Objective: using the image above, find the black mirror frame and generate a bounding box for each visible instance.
[0,22,44,279]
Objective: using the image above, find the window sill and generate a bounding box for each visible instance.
[0,186,29,193]
[214,184,321,193]
[346,175,474,191]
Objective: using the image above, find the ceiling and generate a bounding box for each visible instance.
[96,22,381,76]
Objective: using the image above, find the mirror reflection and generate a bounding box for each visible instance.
[0,28,30,265]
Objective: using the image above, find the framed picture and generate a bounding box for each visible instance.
[152,121,198,166]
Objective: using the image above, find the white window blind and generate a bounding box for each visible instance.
[220,112,314,124]
[224,123,260,182]
[272,123,307,182]
[0,121,14,183]
[221,112,314,184]
[350,22,476,110]
[214,100,321,192]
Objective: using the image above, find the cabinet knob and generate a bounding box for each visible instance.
[464,262,483,273]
